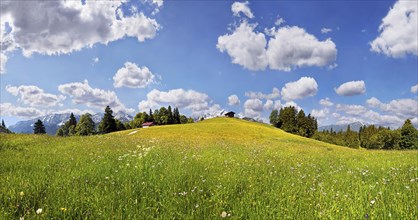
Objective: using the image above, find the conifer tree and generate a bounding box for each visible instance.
[1,119,5,128]
[98,106,117,133]
[75,113,96,136]
[33,119,46,134]
[173,107,181,124]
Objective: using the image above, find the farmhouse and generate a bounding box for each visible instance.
[142,122,154,128]
[224,111,235,118]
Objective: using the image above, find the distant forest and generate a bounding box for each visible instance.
[270,106,417,150]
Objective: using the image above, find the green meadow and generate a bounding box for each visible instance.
[1,118,417,219]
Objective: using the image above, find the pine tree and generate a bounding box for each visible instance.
[98,106,117,133]
[1,119,5,128]
[33,119,46,134]
[149,109,154,122]
[115,119,126,131]
[278,106,297,133]
[173,107,181,124]
[399,119,418,149]
[68,113,77,127]
[167,106,173,124]
[75,113,96,136]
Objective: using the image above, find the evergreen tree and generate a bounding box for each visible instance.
[98,106,117,133]
[187,117,195,123]
[173,107,181,124]
[1,119,5,128]
[149,109,154,122]
[399,119,418,149]
[33,119,46,134]
[115,119,126,131]
[278,106,298,133]
[167,106,174,124]
[269,109,279,126]
[75,113,96,136]
[56,127,65,136]
[159,107,169,125]
[153,109,160,125]
[180,115,188,124]
[68,113,77,127]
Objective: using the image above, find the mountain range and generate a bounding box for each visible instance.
[318,122,366,132]
[8,112,133,135]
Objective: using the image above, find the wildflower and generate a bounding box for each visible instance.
[19,191,24,197]
[221,211,227,218]
[19,217,24,220]
[36,208,42,214]
[60,207,67,212]
[370,200,375,205]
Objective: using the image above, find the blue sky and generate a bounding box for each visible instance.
[1,0,417,128]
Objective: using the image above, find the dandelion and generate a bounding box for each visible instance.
[19,191,24,197]
[36,208,42,214]
[60,207,67,212]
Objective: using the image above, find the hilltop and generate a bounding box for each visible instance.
[1,117,416,219]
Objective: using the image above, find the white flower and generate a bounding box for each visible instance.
[221,211,227,218]
[370,200,375,205]
[36,208,42,214]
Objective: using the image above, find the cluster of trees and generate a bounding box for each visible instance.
[128,106,194,129]
[0,120,13,133]
[269,106,318,138]
[313,119,418,149]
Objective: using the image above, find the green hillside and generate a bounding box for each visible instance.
[1,117,416,219]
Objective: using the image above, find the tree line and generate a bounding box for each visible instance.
[49,105,194,136]
[313,120,418,149]
[269,106,318,138]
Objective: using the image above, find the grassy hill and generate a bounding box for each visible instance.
[1,117,416,219]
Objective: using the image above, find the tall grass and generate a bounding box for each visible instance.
[1,118,416,219]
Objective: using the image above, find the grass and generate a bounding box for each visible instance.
[1,117,417,219]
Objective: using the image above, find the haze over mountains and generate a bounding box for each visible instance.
[9,112,133,135]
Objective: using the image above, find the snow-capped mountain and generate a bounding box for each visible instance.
[9,112,133,135]
[318,121,367,132]
[201,109,228,120]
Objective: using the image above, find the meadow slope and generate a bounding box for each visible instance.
[1,117,417,219]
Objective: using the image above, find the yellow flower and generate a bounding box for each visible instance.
[60,207,67,212]
[19,191,24,197]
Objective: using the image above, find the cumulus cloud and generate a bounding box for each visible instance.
[231,1,254,19]
[243,98,264,118]
[263,100,274,110]
[6,85,65,107]
[335,80,366,96]
[336,104,368,116]
[311,108,330,118]
[275,17,285,26]
[366,97,417,118]
[366,97,381,108]
[138,88,219,117]
[411,84,418,93]
[245,87,280,100]
[281,77,318,101]
[217,21,268,71]
[58,80,133,113]
[370,1,418,57]
[319,97,333,106]
[0,102,45,118]
[0,1,160,57]
[0,53,7,74]
[267,26,337,71]
[113,62,155,88]
[228,94,240,106]
[321,28,332,34]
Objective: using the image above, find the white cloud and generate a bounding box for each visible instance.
[6,85,65,107]
[336,104,368,116]
[321,28,332,34]
[275,17,285,26]
[58,80,133,113]
[311,108,330,119]
[0,1,160,57]
[243,98,264,118]
[245,87,280,100]
[335,80,366,96]
[0,53,7,74]
[113,62,155,88]
[231,1,254,19]
[370,1,418,57]
[263,100,274,110]
[0,102,45,118]
[228,94,240,106]
[319,97,333,106]
[281,77,318,101]
[366,97,381,108]
[266,26,337,71]
[49,108,95,116]
[283,101,301,111]
[217,19,337,72]
[138,88,219,117]
[217,21,268,71]
[411,84,418,93]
